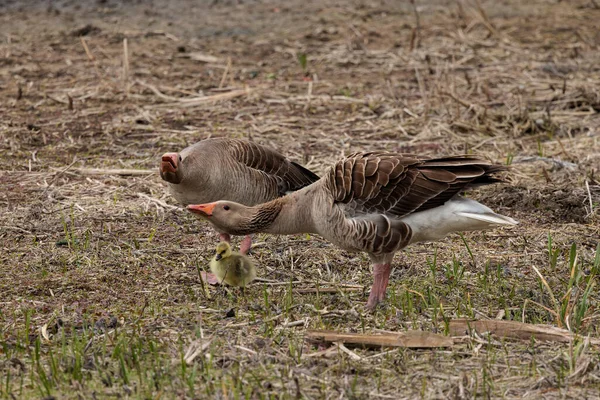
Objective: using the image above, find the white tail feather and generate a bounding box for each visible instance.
[402,197,518,244]
[456,211,518,226]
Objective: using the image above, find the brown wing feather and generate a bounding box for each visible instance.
[328,152,507,218]
[226,139,319,193]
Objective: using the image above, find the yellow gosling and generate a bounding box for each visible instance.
[209,242,257,288]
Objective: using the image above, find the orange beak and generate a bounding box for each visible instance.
[188,203,216,217]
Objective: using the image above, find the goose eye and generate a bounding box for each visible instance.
[178,155,182,162]
[223,205,230,211]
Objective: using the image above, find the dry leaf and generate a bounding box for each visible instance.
[40,324,50,341]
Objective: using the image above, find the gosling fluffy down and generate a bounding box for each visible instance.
[209,242,257,287]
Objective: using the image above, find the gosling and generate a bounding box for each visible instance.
[209,242,257,288]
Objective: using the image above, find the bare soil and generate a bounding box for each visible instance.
[1,0,600,398]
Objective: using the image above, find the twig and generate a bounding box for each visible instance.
[585,180,594,216]
[455,0,468,27]
[224,314,282,329]
[294,287,362,294]
[150,87,252,108]
[531,265,561,326]
[281,319,308,328]
[45,94,70,105]
[123,38,130,96]
[196,267,212,299]
[80,37,95,61]
[69,168,155,176]
[182,52,221,63]
[512,156,578,170]
[219,57,232,89]
[409,0,421,50]
[473,0,498,37]
[42,159,83,196]
[264,94,366,105]
[1,226,33,234]
[137,80,182,101]
[306,330,453,348]
[347,24,366,51]
[440,91,474,109]
[414,66,427,106]
[136,193,179,211]
[80,37,103,81]
[555,137,574,160]
[449,319,600,345]
[301,346,338,359]
[183,339,212,365]
[334,342,362,360]
[522,298,559,324]
[233,345,258,356]
[252,280,303,286]
[303,80,313,113]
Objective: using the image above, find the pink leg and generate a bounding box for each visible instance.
[219,233,231,243]
[366,263,392,310]
[200,271,220,285]
[239,235,252,255]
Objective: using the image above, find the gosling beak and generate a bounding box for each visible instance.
[215,253,222,261]
[187,203,216,217]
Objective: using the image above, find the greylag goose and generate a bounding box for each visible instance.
[210,242,257,288]
[187,152,517,309]
[160,137,319,253]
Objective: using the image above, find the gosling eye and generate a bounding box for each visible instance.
[223,205,230,211]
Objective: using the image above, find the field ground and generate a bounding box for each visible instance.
[1,0,600,398]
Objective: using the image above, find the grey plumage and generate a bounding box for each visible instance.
[188,152,517,309]
[160,138,319,249]
[160,138,319,206]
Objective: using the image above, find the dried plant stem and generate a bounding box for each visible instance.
[80,37,103,81]
[473,0,498,37]
[219,57,232,89]
[409,0,421,50]
[123,38,130,96]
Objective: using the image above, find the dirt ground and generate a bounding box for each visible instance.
[1,0,600,398]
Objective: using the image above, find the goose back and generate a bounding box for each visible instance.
[326,152,506,218]
[163,138,319,206]
[311,152,508,258]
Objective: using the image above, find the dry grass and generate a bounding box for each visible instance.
[1,0,600,398]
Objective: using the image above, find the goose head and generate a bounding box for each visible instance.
[159,152,184,184]
[188,201,252,233]
[160,147,213,189]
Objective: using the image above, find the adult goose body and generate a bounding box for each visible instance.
[160,137,319,252]
[188,152,517,309]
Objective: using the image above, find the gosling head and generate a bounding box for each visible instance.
[214,242,233,261]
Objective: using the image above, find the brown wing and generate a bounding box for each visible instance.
[226,139,319,193]
[328,152,507,218]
